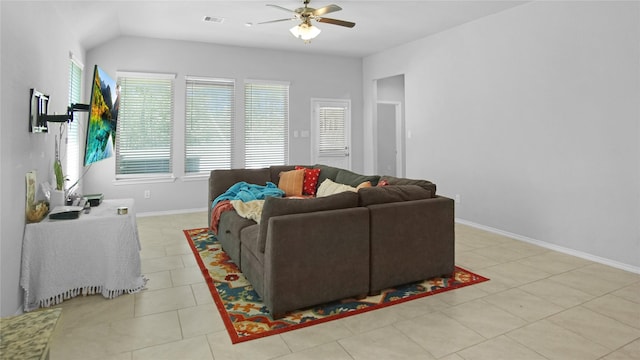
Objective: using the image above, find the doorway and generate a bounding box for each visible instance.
[375,75,405,177]
[376,102,402,176]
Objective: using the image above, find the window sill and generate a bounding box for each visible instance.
[182,174,209,182]
[113,175,176,186]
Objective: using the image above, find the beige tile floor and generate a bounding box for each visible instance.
[49,211,640,360]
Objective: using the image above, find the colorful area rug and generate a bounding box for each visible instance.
[184,228,489,344]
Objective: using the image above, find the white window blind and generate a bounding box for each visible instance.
[116,72,175,177]
[66,58,82,190]
[244,80,289,168]
[318,105,347,156]
[185,77,234,174]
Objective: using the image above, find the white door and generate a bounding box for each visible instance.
[311,99,351,170]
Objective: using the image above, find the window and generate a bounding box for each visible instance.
[116,72,175,179]
[244,80,289,168]
[185,77,234,174]
[66,58,82,190]
[318,105,347,156]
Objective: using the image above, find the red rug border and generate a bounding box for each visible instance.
[183,228,490,344]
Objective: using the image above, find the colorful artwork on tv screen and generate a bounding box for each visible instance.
[84,65,118,166]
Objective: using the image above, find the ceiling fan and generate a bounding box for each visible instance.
[258,0,356,43]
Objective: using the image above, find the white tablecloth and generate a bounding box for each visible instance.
[21,199,146,311]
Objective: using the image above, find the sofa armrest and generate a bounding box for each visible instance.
[367,196,455,293]
[262,207,370,316]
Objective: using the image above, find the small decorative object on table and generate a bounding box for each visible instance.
[25,171,48,223]
[83,193,104,207]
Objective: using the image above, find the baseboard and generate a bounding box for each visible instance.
[137,207,208,218]
[455,218,640,275]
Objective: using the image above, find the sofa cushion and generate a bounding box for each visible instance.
[210,168,271,201]
[316,178,357,197]
[269,165,298,184]
[358,185,433,207]
[258,191,359,252]
[278,169,305,196]
[314,164,341,187]
[217,210,257,266]
[336,169,380,187]
[295,166,321,196]
[379,175,436,196]
[240,224,262,260]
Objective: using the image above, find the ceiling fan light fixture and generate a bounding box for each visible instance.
[290,22,321,42]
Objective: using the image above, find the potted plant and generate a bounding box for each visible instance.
[53,143,65,191]
[50,131,67,208]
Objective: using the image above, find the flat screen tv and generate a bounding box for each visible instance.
[84,65,118,166]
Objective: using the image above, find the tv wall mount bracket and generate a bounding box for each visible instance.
[29,88,89,133]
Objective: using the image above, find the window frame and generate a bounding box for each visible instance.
[184,76,235,178]
[243,79,290,169]
[66,56,83,193]
[114,71,177,184]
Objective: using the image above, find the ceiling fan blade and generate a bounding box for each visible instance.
[266,4,298,14]
[257,18,296,25]
[312,4,342,16]
[316,17,356,28]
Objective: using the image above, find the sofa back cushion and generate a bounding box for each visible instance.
[379,175,436,197]
[358,185,433,207]
[314,164,341,188]
[335,169,380,187]
[210,168,271,201]
[258,191,359,252]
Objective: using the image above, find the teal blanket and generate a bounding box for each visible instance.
[212,181,284,209]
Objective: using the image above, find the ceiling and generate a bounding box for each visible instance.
[54,0,528,58]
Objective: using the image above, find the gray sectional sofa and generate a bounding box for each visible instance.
[208,164,454,318]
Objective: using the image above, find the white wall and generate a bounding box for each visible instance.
[83,37,363,215]
[1,2,85,315]
[363,1,640,270]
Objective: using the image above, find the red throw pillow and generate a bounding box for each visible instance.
[295,166,322,196]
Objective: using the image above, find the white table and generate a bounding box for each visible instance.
[21,199,146,311]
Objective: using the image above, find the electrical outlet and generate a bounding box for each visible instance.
[144,190,151,199]
[455,194,461,204]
